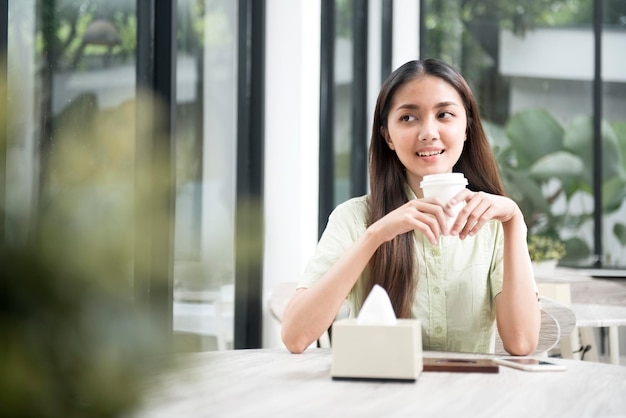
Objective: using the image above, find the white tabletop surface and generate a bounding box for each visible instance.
[572,303,626,328]
[135,348,626,418]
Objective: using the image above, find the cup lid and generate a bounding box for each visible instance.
[420,173,468,187]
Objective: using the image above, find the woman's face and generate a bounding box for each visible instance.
[383,74,467,197]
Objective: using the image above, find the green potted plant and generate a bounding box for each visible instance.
[486,108,626,266]
[527,234,566,279]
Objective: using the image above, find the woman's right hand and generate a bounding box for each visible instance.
[370,198,454,245]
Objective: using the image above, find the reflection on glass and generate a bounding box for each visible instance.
[7,1,138,245]
[7,0,238,352]
[173,0,237,350]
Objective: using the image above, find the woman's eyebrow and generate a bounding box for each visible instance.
[435,100,460,108]
[394,103,419,111]
[394,100,460,112]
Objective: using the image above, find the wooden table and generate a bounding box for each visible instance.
[135,348,626,417]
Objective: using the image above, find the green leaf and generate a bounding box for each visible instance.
[529,151,585,181]
[602,176,626,214]
[601,121,623,182]
[505,109,564,169]
[557,212,592,229]
[502,167,551,231]
[561,177,591,200]
[564,116,623,182]
[614,223,626,247]
[562,237,591,262]
[483,120,508,150]
[563,115,592,161]
[503,168,548,210]
[611,121,626,174]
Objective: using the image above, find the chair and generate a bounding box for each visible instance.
[174,283,234,351]
[495,296,577,356]
[268,282,298,324]
[268,282,348,348]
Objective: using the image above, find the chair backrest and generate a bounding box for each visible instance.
[538,296,577,338]
[495,296,576,356]
[268,282,298,323]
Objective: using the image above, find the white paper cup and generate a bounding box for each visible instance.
[420,173,468,231]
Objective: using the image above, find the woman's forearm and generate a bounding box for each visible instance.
[281,227,385,353]
[496,213,541,355]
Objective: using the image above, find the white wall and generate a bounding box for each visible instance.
[392,0,420,70]
[368,0,382,131]
[500,28,626,83]
[263,0,321,348]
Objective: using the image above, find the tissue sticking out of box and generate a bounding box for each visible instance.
[356,284,397,325]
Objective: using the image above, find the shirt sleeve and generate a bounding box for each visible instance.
[297,197,368,289]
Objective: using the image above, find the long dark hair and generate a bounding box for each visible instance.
[366,58,505,318]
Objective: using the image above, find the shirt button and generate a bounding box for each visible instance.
[433,287,440,294]
[430,249,439,256]
[435,326,443,334]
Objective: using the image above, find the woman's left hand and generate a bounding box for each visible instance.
[448,190,521,239]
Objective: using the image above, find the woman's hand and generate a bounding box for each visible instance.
[448,190,522,239]
[370,198,456,245]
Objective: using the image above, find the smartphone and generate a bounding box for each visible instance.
[493,357,566,372]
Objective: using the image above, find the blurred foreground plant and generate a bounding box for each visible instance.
[0,63,178,417]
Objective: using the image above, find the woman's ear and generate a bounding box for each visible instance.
[380,126,395,150]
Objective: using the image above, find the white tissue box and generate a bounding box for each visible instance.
[330,318,423,382]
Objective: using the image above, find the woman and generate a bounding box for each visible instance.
[282,59,540,355]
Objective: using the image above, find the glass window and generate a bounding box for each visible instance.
[6,0,38,243]
[172,0,237,350]
[6,0,239,351]
[334,0,353,206]
[601,0,626,268]
[7,0,138,265]
[422,0,626,269]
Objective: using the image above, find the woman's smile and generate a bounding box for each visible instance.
[416,148,444,159]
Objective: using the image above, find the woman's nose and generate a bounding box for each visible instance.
[419,118,438,141]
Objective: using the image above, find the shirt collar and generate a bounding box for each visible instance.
[405,183,418,200]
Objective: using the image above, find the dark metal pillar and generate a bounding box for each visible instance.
[234,0,265,349]
[135,0,177,348]
[592,0,603,267]
[351,0,368,197]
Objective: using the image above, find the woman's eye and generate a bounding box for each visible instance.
[400,115,415,122]
[439,111,453,118]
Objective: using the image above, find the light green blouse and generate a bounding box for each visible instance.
[298,188,505,353]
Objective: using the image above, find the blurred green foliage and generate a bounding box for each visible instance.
[0,64,176,416]
[1,247,167,418]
